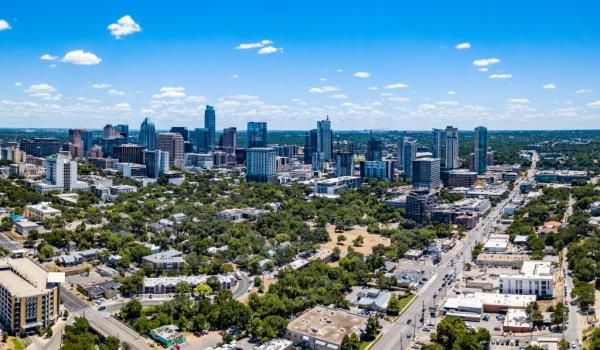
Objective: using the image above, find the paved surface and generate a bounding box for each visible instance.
[373,152,538,350]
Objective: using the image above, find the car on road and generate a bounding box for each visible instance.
[407,319,412,324]
[571,341,577,348]
[97,305,106,311]
[407,333,413,338]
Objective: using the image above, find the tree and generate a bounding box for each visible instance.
[337,235,347,244]
[471,242,483,258]
[253,276,263,289]
[352,235,364,247]
[194,283,213,299]
[1,332,6,343]
[572,280,595,310]
[551,302,566,327]
[175,281,191,295]
[364,315,381,340]
[431,316,467,350]
[99,336,121,350]
[525,302,543,325]
[341,333,360,350]
[525,346,544,350]
[386,293,401,316]
[120,299,142,320]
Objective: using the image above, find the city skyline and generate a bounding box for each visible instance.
[1,1,600,130]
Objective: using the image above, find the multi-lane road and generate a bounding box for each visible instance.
[373,152,538,350]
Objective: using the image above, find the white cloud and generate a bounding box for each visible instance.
[447,91,456,95]
[419,104,438,111]
[575,88,592,94]
[0,19,10,31]
[586,101,600,109]
[229,74,239,79]
[107,15,142,39]
[107,89,125,96]
[308,86,341,94]
[368,86,379,91]
[14,82,22,87]
[258,46,279,55]
[320,77,327,82]
[489,73,512,79]
[230,94,260,100]
[353,71,371,78]
[478,67,489,72]
[92,83,111,89]
[236,39,272,50]
[543,83,557,89]
[25,83,62,100]
[330,94,348,99]
[455,42,471,49]
[388,96,411,103]
[473,58,500,67]
[384,83,409,89]
[336,69,343,73]
[62,50,102,65]
[112,102,132,111]
[437,100,459,106]
[153,86,186,99]
[507,98,530,104]
[40,54,58,61]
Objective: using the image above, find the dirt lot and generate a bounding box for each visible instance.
[321,225,391,257]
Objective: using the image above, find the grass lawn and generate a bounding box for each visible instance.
[397,293,417,311]
[359,340,371,350]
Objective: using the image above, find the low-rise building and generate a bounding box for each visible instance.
[142,250,185,271]
[313,176,362,197]
[15,220,41,235]
[150,325,185,348]
[503,308,532,333]
[476,253,531,268]
[285,306,368,350]
[24,202,61,223]
[142,274,236,294]
[499,261,554,297]
[254,338,293,350]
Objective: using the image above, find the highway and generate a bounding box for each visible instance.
[373,152,538,350]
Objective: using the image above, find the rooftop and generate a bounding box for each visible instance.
[0,258,63,297]
[286,306,367,346]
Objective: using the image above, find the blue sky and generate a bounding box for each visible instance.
[1,0,600,130]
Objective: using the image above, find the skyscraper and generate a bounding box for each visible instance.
[115,124,129,139]
[103,124,118,139]
[304,129,318,164]
[247,122,267,148]
[157,132,184,168]
[170,127,189,142]
[432,126,459,171]
[139,117,156,150]
[366,131,383,161]
[82,130,95,153]
[401,138,417,179]
[113,144,145,164]
[194,128,209,152]
[223,127,237,154]
[205,105,216,150]
[412,158,441,190]
[474,126,488,174]
[68,129,85,159]
[335,151,354,177]
[317,116,333,161]
[144,149,170,178]
[246,147,277,183]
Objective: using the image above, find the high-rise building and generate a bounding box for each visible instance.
[247,122,267,148]
[360,160,395,181]
[0,147,26,163]
[82,130,95,153]
[366,132,383,161]
[406,189,435,223]
[304,129,318,164]
[223,127,237,154]
[170,127,189,142]
[68,129,85,159]
[312,152,323,175]
[194,128,209,152]
[205,105,216,150]
[103,124,118,139]
[317,116,333,161]
[113,144,145,164]
[115,124,129,139]
[400,138,417,179]
[474,126,488,174]
[157,132,184,168]
[144,150,170,179]
[335,152,354,177]
[36,152,88,192]
[139,117,156,150]
[432,126,459,170]
[19,138,60,157]
[412,158,441,190]
[246,147,277,183]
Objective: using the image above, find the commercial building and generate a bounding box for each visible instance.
[246,147,277,183]
[473,126,488,174]
[398,137,417,179]
[360,160,395,181]
[316,116,333,161]
[19,138,60,157]
[222,127,237,154]
[534,170,589,184]
[247,122,268,148]
[304,129,318,164]
[157,132,184,168]
[0,258,64,335]
[405,189,435,222]
[432,126,459,171]
[139,117,156,150]
[0,147,27,163]
[285,306,368,350]
[24,202,61,223]
[412,158,441,190]
[194,127,209,152]
[142,274,236,294]
[67,129,85,159]
[441,169,478,188]
[35,152,89,193]
[144,150,170,178]
[113,144,144,164]
[440,292,537,320]
[475,253,531,268]
[499,261,554,297]
[169,127,189,142]
[205,105,217,150]
[114,163,147,178]
[142,250,185,271]
[335,152,354,177]
[503,309,532,333]
[366,133,383,161]
[313,176,362,197]
[150,325,185,348]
